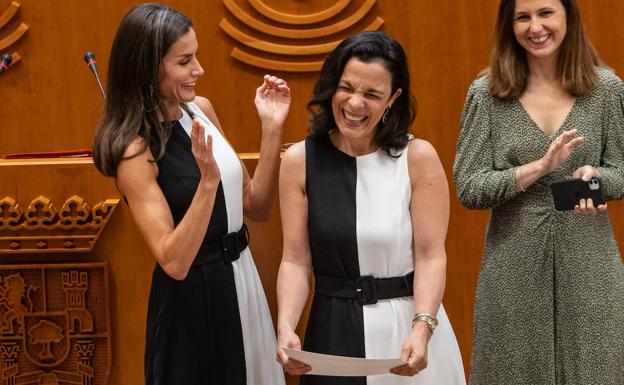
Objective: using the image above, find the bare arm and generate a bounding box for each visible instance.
[117,122,220,281]
[275,141,312,375]
[392,139,448,376]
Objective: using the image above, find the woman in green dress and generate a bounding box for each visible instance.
[453,0,624,384]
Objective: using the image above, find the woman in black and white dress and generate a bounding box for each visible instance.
[93,4,289,385]
[276,31,465,385]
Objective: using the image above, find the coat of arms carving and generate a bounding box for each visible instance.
[0,263,110,384]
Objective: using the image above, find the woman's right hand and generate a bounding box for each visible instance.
[539,129,584,175]
[190,118,221,188]
[276,329,311,375]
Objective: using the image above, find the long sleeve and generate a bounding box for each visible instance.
[597,72,624,201]
[453,77,519,210]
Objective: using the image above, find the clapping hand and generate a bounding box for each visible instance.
[190,118,221,188]
[572,165,607,214]
[540,129,584,175]
[254,75,291,132]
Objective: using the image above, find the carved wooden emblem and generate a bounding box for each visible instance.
[0,1,27,69]
[0,263,110,384]
[0,196,119,254]
[220,0,384,72]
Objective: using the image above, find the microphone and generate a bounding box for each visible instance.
[0,54,12,73]
[83,51,106,99]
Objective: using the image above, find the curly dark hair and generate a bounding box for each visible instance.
[308,31,417,154]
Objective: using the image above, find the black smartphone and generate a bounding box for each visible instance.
[549,177,606,211]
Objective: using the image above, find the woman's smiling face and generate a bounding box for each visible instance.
[513,0,567,62]
[331,57,401,142]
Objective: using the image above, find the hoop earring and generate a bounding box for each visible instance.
[382,107,390,124]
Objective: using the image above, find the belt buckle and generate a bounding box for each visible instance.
[221,231,239,263]
[355,275,377,305]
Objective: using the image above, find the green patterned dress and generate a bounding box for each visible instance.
[453,68,624,385]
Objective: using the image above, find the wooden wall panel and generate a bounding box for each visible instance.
[1,1,623,383]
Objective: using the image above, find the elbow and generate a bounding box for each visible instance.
[456,187,486,210]
[244,202,273,222]
[160,260,190,281]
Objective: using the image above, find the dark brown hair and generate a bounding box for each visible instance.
[487,0,600,100]
[308,31,417,154]
[92,3,192,177]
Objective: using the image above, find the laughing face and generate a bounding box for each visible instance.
[159,28,204,117]
[513,0,567,61]
[331,58,401,143]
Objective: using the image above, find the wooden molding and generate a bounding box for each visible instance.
[0,263,111,384]
[248,0,350,25]
[220,0,383,73]
[220,18,340,55]
[9,51,20,65]
[0,22,28,51]
[224,0,377,38]
[0,196,119,254]
[231,47,324,72]
[0,1,19,28]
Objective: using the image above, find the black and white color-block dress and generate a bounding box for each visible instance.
[144,102,285,385]
[302,134,466,385]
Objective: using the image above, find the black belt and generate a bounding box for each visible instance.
[314,271,414,306]
[191,224,249,266]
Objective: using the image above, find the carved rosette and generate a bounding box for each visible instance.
[0,196,119,254]
[0,263,110,385]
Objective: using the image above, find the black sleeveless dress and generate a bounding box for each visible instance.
[143,103,284,385]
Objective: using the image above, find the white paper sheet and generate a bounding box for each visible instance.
[283,348,405,376]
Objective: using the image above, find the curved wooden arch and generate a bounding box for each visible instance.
[0,1,20,28]
[0,22,28,50]
[231,47,323,72]
[0,1,19,29]
[224,0,379,39]
[220,19,338,55]
[220,17,384,56]
[248,0,351,25]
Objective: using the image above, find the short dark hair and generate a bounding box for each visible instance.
[93,3,192,177]
[488,0,600,100]
[307,31,417,155]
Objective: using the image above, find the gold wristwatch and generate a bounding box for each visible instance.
[411,313,438,333]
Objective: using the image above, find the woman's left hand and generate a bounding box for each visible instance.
[390,323,430,376]
[572,165,607,214]
[254,74,291,132]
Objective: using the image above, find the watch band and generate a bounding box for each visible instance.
[411,313,438,333]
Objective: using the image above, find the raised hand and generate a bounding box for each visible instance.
[254,74,291,132]
[276,329,311,375]
[572,165,607,214]
[190,118,221,189]
[540,129,584,175]
[390,324,430,376]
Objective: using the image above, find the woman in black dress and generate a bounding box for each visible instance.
[92,4,290,385]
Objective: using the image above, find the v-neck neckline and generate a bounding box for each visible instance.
[515,97,579,139]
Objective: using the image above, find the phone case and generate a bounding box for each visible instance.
[549,177,606,211]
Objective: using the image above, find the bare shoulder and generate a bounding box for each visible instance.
[407,138,440,166]
[282,140,306,167]
[193,96,225,134]
[117,137,158,196]
[280,140,306,189]
[193,96,214,116]
[406,138,447,189]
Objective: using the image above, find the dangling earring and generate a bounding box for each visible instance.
[382,107,390,124]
